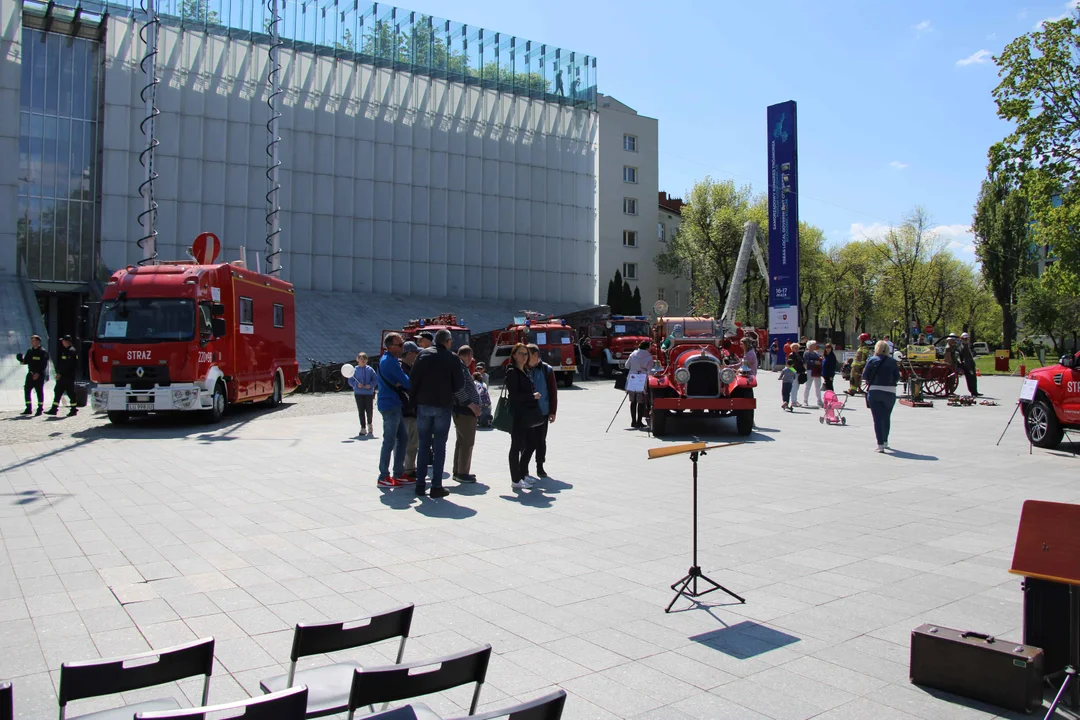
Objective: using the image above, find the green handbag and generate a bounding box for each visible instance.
[492,384,514,433]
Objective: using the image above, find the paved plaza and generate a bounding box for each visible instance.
[1,374,1077,719]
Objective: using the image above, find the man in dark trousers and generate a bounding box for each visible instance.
[17,334,49,416]
[451,345,482,484]
[46,335,79,416]
[524,344,559,477]
[409,329,464,498]
[959,332,981,397]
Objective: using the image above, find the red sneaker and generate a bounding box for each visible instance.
[377,476,401,488]
[395,475,416,485]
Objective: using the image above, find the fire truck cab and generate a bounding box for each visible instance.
[382,313,474,372]
[1022,351,1080,449]
[88,237,299,424]
[582,315,653,378]
[490,312,577,387]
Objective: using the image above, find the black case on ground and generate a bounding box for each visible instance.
[910,623,1044,713]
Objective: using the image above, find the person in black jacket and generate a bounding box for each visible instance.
[821,343,837,392]
[398,341,421,479]
[46,335,79,416]
[18,334,49,416]
[505,343,541,490]
[409,329,465,498]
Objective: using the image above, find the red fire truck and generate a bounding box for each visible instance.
[648,316,756,436]
[581,315,653,378]
[88,234,299,424]
[1022,350,1080,449]
[397,314,471,352]
[489,312,577,387]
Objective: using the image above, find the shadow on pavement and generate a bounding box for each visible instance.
[690,620,801,659]
[886,448,938,461]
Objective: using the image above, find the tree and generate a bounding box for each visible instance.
[797,223,827,335]
[655,178,761,318]
[606,271,622,313]
[991,12,1080,275]
[621,279,633,315]
[871,207,942,338]
[631,287,643,315]
[1018,268,1080,355]
[180,0,219,24]
[972,169,1036,351]
[334,28,356,53]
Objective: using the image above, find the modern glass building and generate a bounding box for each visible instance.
[1,0,599,357]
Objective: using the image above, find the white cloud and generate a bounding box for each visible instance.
[848,222,977,257]
[934,224,973,241]
[914,19,932,33]
[956,49,992,66]
[1035,0,1078,29]
[1018,8,1028,20]
[889,160,908,170]
[986,32,998,40]
[963,244,976,254]
[849,223,893,241]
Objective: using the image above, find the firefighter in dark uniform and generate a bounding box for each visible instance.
[17,334,49,416]
[46,335,80,417]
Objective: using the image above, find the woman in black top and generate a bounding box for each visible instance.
[789,342,807,407]
[505,343,541,490]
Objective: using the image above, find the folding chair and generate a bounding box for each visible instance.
[447,690,566,720]
[58,638,215,720]
[134,687,308,720]
[347,645,492,720]
[1,681,12,720]
[259,604,414,718]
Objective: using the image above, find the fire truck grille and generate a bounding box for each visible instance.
[112,365,171,390]
[541,349,563,367]
[686,362,719,397]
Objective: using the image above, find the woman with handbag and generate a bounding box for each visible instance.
[504,343,543,490]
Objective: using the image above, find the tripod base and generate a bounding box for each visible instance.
[666,565,746,613]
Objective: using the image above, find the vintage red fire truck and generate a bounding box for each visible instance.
[1022,350,1080,448]
[88,234,299,424]
[647,316,757,436]
[489,312,577,387]
[581,315,653,378]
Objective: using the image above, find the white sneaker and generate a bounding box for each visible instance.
[511,479,527,489]
[521,477,536,487]
[876,445,885,453]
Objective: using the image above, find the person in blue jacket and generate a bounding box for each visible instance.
[348,352,378,437]
[377,333,412,487]
[862,339,901,453]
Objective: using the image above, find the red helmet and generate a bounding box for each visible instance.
[859,332,870,342]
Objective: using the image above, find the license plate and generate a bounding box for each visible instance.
[127,403,154,411]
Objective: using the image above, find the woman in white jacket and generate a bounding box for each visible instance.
[625,341,655,429]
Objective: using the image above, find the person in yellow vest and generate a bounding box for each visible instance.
[848,333,871,395]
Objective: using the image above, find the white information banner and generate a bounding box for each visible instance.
[769,306,798,335]
[625,372,648,393]
[1019,378,1039,401]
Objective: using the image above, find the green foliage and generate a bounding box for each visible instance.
[971,168,1036,349]
[607,270,623,314]
[991,12,1080,275]
[621,280,634,315]
[798,223,826,334]
[1018,267,1080,355]
[655,177,763,318]
[180,0,219,24]
[631,286,643,315]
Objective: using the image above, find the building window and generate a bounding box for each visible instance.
[623,263,637,280]
[658,222,666,241]
[240,297,254,326]
[622,230,637,248]
[623,134,637,152]
[658,288,665,301]
[623,198,638,216]
[17,28,104,284]
[623,166,637,183]
[273,303,284,328]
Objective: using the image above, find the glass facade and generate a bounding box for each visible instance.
[17,28,103,285]
[62,0,597,109]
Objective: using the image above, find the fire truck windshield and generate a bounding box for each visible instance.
[449,330,470,352]
[611,321,649,337]
[529,329,573,346]
[96,299,196,342]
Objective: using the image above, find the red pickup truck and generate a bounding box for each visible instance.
[1022,351,1080,448]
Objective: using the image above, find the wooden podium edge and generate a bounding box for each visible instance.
[1008,568,1080,587]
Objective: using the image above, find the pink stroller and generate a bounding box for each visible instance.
[820,390,847,425]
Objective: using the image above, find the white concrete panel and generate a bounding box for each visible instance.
[373,182,392,221]
[465,193,482,231]
[393,184,411,221]
[412,187,429,224]
[312,215,332,256]
[410,224,428,264]
[356,140,374,179]
[429,225,447,264]
[354,179,374,219]
[375,142,392,180]
[446,227,463,266]
[465,157,482,194]
[430,151,447,189]
[314,135,334,173]
[392,223,410,262]
[292,171,313,214]
[290,212,313,254]
[373,221,391,260]
[314,174,333,215]
[372,259,391,292]
[202,161,226,204]
[354,219,374,259]
[334,177,354,218]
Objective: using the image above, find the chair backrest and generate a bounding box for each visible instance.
[134,687,308,720]
[291,604,414,661]
[450,689,567,720]
[58,638,215,712]
[348,645,492,712]
[1,681,12,720]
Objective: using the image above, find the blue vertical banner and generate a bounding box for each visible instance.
[766,101,800,359]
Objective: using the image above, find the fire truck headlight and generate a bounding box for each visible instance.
[172,389,199,408]
[720,367,737,385]
[91,390,108,406]
[614,352,623,359]
[674,368,691,384]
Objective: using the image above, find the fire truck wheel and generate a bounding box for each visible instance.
[205,382,227,424]
[264,374,283,407]
[736,409,754,436]
[107,411,130,425]
[561,372,574,388]
[651,409,669,436]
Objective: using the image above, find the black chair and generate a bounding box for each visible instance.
[1,681,12,720]
[259,604,414,718]
[134,687,308,720]
[347,645,492,720]
[447,690,567,720]
[58,638,215,720]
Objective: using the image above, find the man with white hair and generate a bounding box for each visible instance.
[409,328,465,498]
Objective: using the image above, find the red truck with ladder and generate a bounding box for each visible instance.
[581,315,654,378]
[489,312,577,387]
[88,233,299,424]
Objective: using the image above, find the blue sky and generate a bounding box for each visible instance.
[412,0,1078,264]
